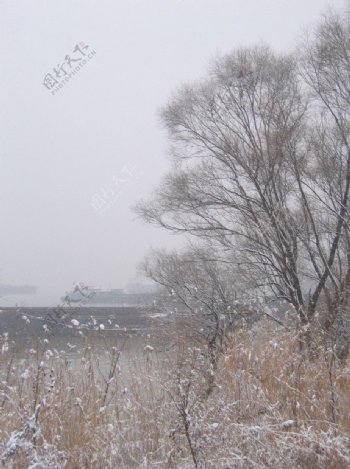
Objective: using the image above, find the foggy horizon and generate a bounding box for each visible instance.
[1,0,344,306]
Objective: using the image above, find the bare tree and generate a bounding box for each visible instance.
[137,7,350,360]
[138,46,307,312]
[141,248,241,370]
[298,8,350,359]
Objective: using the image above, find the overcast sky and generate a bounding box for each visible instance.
[0,0,345,305]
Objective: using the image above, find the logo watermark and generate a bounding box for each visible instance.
[43,42,96,96]
[91,164,142,214]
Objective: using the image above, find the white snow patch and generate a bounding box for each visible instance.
[281,420,294,429]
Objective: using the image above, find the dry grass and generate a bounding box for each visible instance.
[0,325,349,468]
[211,324,350,468]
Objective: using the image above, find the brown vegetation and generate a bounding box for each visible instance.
[0,327,349,468]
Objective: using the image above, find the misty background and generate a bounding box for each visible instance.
[0,0,344,306]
